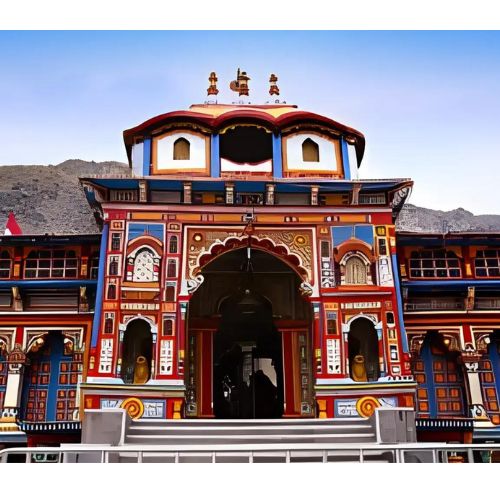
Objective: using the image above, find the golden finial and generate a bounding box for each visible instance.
[207,71,219,96]
[269,73,280,96]
[229,68,250,97]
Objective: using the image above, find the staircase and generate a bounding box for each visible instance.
[116,417,391,462]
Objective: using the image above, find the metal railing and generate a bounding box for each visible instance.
[2,442,500,463]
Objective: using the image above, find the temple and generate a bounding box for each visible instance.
[1,71,499,451]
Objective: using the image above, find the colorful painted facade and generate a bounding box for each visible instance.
[1,77,499,447]
[0,235,99,446]
[397,232,500,442]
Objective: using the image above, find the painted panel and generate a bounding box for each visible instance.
[127,222,165,243]
[155,131,208,173]
[284,133,341,174]
[332,225,374,246]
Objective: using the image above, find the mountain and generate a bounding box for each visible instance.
[1,160,499,235]
[396,204,500,233]
[0,160,130,235]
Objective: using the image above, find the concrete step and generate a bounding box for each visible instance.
[127,423,373,436]
[125,432,377,445]
[128,417,368,427]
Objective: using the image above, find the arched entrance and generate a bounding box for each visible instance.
[347,317,380,382]
[121,319,153,384]
[186,247,312,419]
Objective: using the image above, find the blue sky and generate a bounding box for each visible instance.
[0,31,499,214]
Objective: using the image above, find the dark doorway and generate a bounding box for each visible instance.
[213,289,283,418]
[121,319,153,384]
[348,318,380,382]
[189,247,311,419]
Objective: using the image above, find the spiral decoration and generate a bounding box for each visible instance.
[356,396,380,418]
[121,397,144,420]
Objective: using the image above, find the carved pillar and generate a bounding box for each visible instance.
[0,344,27,431]
[376,322,386,377]
[461,347,488,420]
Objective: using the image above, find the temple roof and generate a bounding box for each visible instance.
[123,103,366,167]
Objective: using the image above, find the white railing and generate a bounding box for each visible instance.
[2,442,500,463]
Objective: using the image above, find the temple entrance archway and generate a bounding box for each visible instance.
[186,246,313,419]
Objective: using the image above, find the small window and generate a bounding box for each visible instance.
[345,256,367,285]
[107,284,116,300]
[166,284,176,302]
[163,318,174,336]
[173,138,190,160]
[169,236,178,254]
[302,138,319,162]
[111,233,121,251]
[109,258,119,276]
[167,259,177,278]
[104,317,113,334]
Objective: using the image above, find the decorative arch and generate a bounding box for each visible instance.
[119,314,158,334]
[196,235,310,283]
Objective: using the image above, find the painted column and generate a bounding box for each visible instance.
[341,138,351,180]
[272,133,283,177]
[210,134,220,177]
[391,252,409,353]
[143,137,152,176]
[178,301,188,377]
[462,348,488,420]
[312,302,323,377]
[0,346,27,432]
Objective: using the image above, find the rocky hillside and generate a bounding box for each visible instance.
[396,204,500,233]
[0,160,130,235]
[1,160,499,235]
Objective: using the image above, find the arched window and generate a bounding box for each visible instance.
[302,138,319,162]
[169,235,178,254]
[345,256,367,285]
[126,247,160,282]
[173,138,190,160]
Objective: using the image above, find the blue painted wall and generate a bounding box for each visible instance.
[272,133,283,177]
[91,223,109,348]
[210,134,220,177]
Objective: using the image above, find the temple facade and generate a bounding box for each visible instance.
[1,73,499,448]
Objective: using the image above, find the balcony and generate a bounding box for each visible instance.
[474,297,500,310]
[405,298,466,311]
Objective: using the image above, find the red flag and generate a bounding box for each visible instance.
[4,212,22,235]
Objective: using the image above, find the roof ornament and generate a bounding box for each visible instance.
[207,71,219,96]
[269,74,279,96]
[229,68,250,97]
